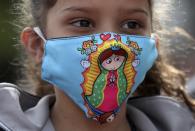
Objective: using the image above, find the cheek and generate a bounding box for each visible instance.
[102,62,107,68]
[102,61,115,70]
[102,62,110,68]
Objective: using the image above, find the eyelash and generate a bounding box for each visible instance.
[70,18,143,31]
[70,18,94,28]
[121,20,143,30]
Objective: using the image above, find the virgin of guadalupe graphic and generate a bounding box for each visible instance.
[81,34,136,123]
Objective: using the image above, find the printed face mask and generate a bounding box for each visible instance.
[34,27,158,124]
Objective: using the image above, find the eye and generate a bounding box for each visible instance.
[71,19,93,28]
[114,56,120,62]
[106,58,112,64]
[121,20,142,30]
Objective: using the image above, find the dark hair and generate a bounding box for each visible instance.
[99,48,127,64]
[16,0,195,111]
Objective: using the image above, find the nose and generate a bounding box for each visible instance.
[96,18,120,33]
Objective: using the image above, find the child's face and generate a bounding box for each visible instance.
[102,54,125,71]
[45,0,151,38]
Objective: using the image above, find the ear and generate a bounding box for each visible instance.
[151,33,160,51]
[20,27,44,64]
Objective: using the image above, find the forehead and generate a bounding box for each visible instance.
[52,0,150,15]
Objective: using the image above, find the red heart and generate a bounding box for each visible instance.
[100,33,111,41]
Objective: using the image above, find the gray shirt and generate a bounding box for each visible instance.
[0,83,194,131]
[0,83,55,131]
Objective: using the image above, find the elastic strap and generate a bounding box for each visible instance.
[33,27,46,43]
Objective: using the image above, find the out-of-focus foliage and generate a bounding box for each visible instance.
[0,0,18,83]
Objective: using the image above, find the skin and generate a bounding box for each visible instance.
[21,0,154,130]
[102,54,125,71]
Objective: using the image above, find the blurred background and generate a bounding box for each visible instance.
[0,0,18,84]
[0,0,194,93]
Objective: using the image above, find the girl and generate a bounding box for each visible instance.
[0,0,194,131]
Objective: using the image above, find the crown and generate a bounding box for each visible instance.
[111,44,121,51]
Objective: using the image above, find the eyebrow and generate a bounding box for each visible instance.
[62,6,94,13]
[122,8,149,16]
[62,6,149,16]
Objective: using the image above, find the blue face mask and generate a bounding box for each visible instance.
[34,27,158,124]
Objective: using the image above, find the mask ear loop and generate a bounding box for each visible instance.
[33,27,47,43]
[151,33,159,49]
